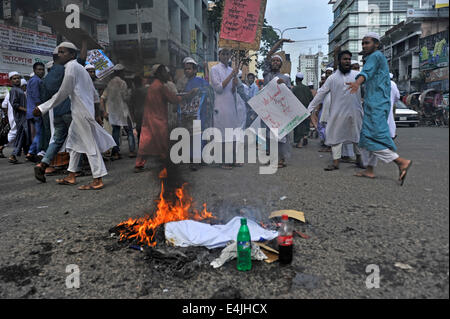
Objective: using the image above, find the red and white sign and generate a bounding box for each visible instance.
[0,73,10,86]
[0,49,52,75]
[220,0,263,44]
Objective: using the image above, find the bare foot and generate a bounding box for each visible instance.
[355,170,376,179]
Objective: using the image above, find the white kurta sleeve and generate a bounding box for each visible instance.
[210,67,224,94]
[308,78,332,113]
[39,63,76,115]
[1,93,9,109]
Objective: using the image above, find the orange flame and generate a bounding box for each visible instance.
[116,169,214,247]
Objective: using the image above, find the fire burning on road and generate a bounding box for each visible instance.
[115,168,214,247]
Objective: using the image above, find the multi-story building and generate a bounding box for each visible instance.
[298,52,328,89]
[107,0,217,72]
[328,0,428,62]
[381,6,449,92]
[0,0,109,76]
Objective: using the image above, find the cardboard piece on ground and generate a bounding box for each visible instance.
[269,210,306,223]
[255,243,279,264]
[42,11,103,50]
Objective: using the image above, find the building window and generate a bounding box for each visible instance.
[116,24,127,35]
[142,22,152,33]
[129,24,138,34]
[118,0,154,10]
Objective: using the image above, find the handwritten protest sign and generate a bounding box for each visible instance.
[86,49,115,79]
[247,77,310,140]
[219,0,267,51]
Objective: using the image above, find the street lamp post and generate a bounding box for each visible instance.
[280,27,307,49]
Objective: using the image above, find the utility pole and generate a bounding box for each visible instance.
[136,2,143,63]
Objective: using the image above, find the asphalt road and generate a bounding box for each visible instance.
[0,126,448,299]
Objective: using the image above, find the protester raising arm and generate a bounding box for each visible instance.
[307,76,332,113]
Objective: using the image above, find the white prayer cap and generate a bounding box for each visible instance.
[326,67,334,72]
[272,54,283,62]
[46,61,54,69]
[30,72,35,78]
[284,73,290,77]
[363,32,381,41]
[351,60,359,65]
[8,71,19,79]
[58,42,78,50]
[85,64,96,70]
[20,79,27,86]
[149,64,161,76]
[183,57,197,65]
[390,73,394,79]
[114,64,125,71]
[296,72,304,79]
[53,47,59,54]
[321,74,326,78]
[308,82,314,86]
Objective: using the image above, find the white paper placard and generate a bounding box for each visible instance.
[247,77,310,140]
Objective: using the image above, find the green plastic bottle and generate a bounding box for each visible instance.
[237,218,252,271]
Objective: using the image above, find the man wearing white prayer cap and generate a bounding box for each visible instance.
[20,79,27,89]
[293,71,314,148]
[7,71,30,164]
[351,60,360,71]
[347,30,412,184]
[33,40,89,182]
[101,62,135,160]
[33,39,115,189]
[262,38,294,168]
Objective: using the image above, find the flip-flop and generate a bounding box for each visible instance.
[34,166,46,183]
[324,165,339,171]
[399,161,413,186]
[78,183,104,191]
[354,172,376,179]
[56,178,77,186]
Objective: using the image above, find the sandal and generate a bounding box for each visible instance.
[34,165,46,183]
[355,171,376,179]
[78,183,104,190]
[134,166,145,173]
[399,161,413,186]
[9,156,19,164]
[56,177,77,186]
[278,161,287,168]
[324,165,339,171]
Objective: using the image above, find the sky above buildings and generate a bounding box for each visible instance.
[262,0,333,79]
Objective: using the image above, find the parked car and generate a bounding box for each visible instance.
[395,100,419,127]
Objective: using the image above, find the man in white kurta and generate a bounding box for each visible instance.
[34,42,115,190]
[308,50,363,170]
[389,73,400,139]
[101,64,134,159]
[210,48,241,168]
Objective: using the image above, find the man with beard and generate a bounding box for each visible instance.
[262,38,294,168]
[308,50,363,171]
[347,33,412,185]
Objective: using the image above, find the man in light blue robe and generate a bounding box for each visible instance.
[347,33,412,185]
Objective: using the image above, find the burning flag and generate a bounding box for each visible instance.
[115,168,214,247]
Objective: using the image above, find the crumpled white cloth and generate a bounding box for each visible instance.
[165,216,278,249]
[210,242,267,268]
